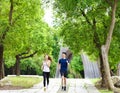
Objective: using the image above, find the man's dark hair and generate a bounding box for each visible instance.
[62,52,67,55]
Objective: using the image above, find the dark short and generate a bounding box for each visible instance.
[60,70,67,77]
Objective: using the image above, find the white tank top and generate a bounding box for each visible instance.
[43,61,50,72]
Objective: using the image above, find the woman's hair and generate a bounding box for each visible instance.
[48,56,52,62]
[44,54,52,62]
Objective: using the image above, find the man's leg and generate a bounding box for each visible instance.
[63,71,67,91]
[64,77,66,86]
[60,71,64,90]
[63,77,66,91]
[61,75,64,89]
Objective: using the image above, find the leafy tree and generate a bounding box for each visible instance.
[0,0,14,79]
[101,0,119,91]
[53,0,120,91]
[0,0,54,78]
[51,30,60,62]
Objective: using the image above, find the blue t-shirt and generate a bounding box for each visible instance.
[59,58,68,71]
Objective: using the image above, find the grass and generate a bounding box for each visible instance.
[8,76,42,88]
[99,89,113,93]
[90,78,113,93]
[90,78,100,84]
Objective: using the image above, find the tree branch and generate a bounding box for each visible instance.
[17,49,30,56]
[9,0,13,25]
[80,9,92,26]
[18,51,29,57]
[105,0,117,54]
[80,9,101,50]
[1,0,13,40]
[92,18,101,50]
[20,51,37,59]
[1,0,27,41]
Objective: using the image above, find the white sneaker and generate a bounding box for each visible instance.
[44,87,46,91]
[46,85,49,89]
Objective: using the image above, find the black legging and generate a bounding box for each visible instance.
[43,72,50,87]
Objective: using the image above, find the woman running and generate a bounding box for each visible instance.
[41,54,52,91]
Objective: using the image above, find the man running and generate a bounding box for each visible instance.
[59,52,69,91]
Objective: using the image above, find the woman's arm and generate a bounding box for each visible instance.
[46,60,51,67]
[41,63,44,70]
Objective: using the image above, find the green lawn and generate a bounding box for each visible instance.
[8,76,42,88]
[99,89,113,93]
[90,79,113,93]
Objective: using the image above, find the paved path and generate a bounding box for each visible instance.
[0,78,100,93]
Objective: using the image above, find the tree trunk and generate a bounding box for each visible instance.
[99,52,108,88]
[117,63,120,76]
[14,51,37,76]
[81,8,108,86]
[15,55,20,76]
[101,0,117,90]
[105,0,117,54]
[0,44,4,79]
[0,0,13,79]
[2,59,5,78]
[12,65,16,75]
[101,45,114,90]
[92,18,107,88]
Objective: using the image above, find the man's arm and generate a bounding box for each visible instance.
[67,60,69,68]
[41,62,44,70]
[58,63,60,70]
[67,60,69,65]
[58,59,61,70]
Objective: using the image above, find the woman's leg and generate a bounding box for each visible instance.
[46,72,50,86]
[43,72,46,87]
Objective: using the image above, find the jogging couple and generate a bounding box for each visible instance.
[41,52,69,91]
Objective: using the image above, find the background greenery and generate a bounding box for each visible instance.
[0,0,120,78]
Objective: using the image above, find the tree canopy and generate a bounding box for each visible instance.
[53,0,120,70]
